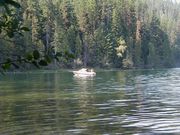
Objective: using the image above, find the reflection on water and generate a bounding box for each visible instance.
[0,69,180,134]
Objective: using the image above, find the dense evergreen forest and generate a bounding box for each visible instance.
[1,0,180,70]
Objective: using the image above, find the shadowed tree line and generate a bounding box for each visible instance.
[1,0,180,70]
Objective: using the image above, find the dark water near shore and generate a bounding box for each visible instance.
[0,68,180,134]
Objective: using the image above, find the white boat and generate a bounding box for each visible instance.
[73,68,96,77]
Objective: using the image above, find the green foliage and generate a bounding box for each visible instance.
[1,0,180,70]
[0,0,75,72]
[0,0,20,7]
[33,50,40,60]
[116,37,127,58]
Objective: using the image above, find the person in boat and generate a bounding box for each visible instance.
[85,68,94,72]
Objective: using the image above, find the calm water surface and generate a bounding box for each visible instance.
[0,68,180,134]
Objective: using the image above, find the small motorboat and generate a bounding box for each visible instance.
[73,68,96,77]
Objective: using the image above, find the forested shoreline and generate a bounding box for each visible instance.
[1,0,180,70]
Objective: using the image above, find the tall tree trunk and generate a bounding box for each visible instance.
[45,20,50,55]
[136,19,141,42]
[83,40,88,67]
[79,31,88,67]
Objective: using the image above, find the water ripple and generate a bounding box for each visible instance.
[1,69,180,134]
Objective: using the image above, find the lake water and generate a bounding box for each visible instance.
[0,68,180,134]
